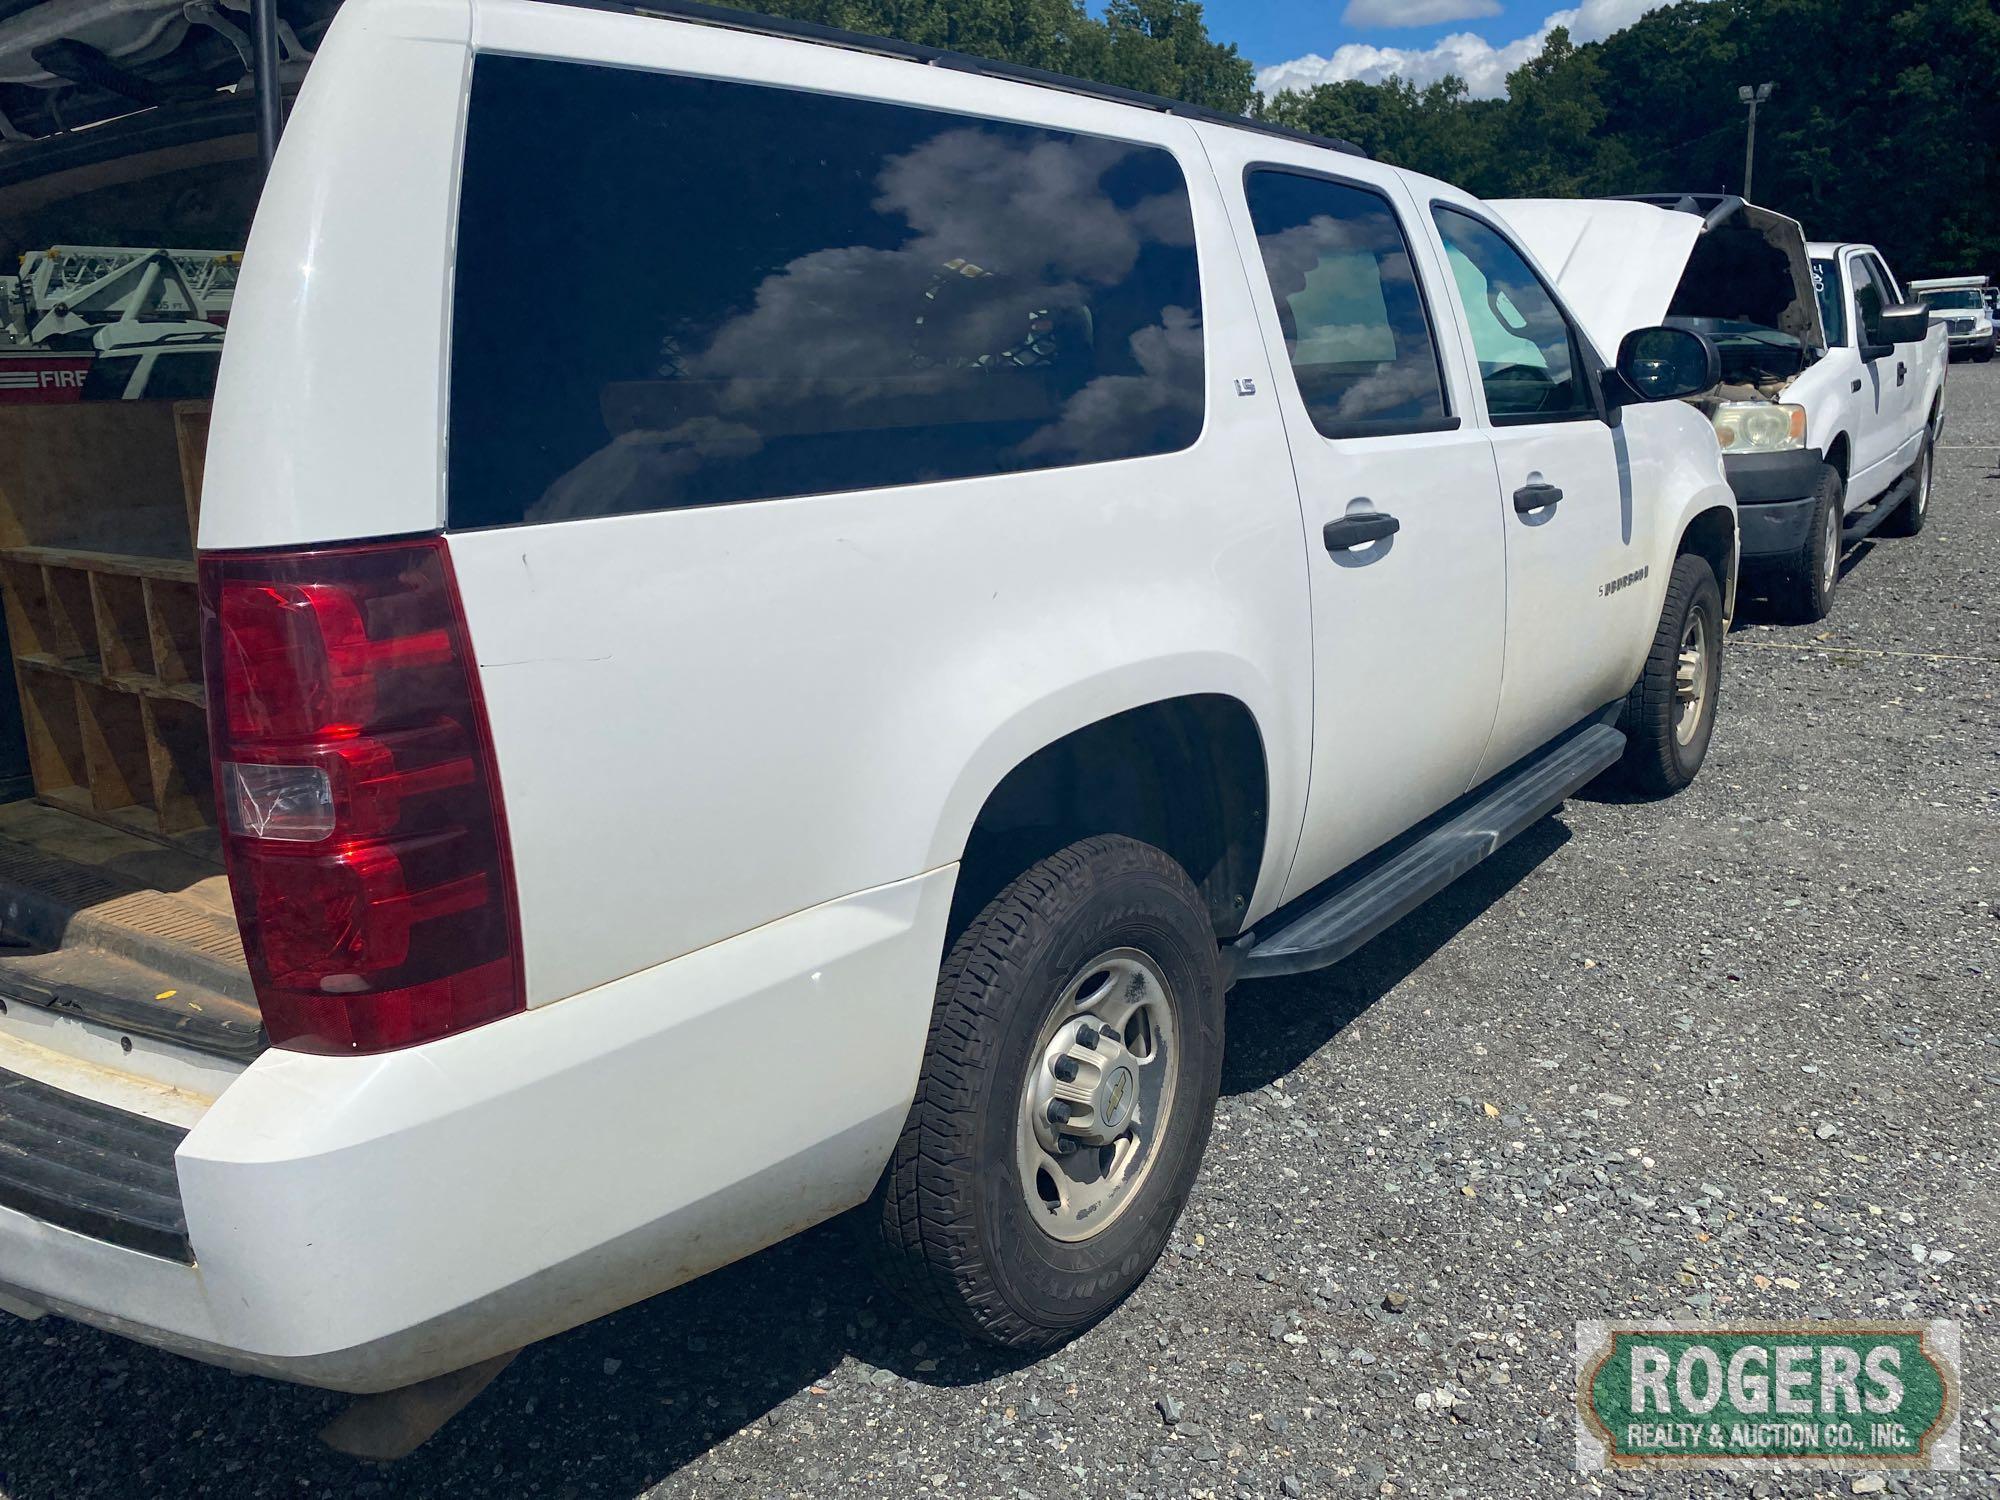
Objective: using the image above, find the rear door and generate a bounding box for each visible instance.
[1864,252,1924,476]
[1423,197,1649,781]
[1199,130,1506,898]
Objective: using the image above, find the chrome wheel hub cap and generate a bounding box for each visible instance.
[1674,611,1708,747]
[1916,448,1931,515]
[1016,949,1177,1243]
[1821,502,1841,594]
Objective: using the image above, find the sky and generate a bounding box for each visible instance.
[1196,0,1673,100]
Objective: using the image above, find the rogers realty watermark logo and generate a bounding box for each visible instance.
[1575,1322,1960,1472]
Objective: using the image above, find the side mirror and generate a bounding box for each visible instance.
[1877,301,1931,344]
[1611,325,1720,405]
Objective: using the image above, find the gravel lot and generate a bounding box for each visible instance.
[3,367,1996,1500]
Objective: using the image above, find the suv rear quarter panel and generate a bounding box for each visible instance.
[445,2,1313,1010]
[207,0,1315,1011]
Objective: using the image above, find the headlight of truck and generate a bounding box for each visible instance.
[1713,402,1808,454]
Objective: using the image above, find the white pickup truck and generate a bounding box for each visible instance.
[1,0,1739,1410]
[1497,195,1947,622]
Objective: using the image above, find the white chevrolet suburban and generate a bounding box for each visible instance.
[1497,195,1946,623]
[0,0,1738,1402]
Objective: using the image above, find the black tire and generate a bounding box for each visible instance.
[1768,461,1844,624]
[1976,347,1993,363]
[1614,553,1723,797]
[1879,431,1932,538]
[868,836,1223,1349]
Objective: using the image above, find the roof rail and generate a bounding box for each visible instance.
[549,0,1367,158]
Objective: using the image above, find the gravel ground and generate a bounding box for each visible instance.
[3,367,1996,1500]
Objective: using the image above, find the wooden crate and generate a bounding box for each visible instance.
[0,401,216,855]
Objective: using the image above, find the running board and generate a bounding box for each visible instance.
[1842,470,1915,545]
[1230,723,1626,983]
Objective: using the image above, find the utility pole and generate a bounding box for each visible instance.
[1738,82,1774,201]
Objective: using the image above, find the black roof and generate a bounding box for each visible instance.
[555,0,1365,159]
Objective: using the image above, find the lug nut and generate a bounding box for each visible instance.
[1055,1135,1081,1155]
[1046,1099,1072,1126]
[1052,1057,1079,1083]
[1077,1023,1100,1049]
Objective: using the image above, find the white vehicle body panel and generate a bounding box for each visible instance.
[1796,242,1947,510]
[1,0,1738,1393]
[1488,199,1702,358]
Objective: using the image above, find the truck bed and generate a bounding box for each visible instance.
[0,797,257,1060]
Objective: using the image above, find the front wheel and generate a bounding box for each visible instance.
[867,836,1224,1348]
[1768,462,1844,624]
[1615,553,1723,796]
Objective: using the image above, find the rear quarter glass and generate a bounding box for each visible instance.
[446,55,1207,529]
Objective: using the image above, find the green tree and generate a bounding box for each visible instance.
[735,0,1252,111]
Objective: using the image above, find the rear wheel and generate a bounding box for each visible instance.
[1879,431,1932,538]
[1615,553,1723,796]
[868,836,1224,1348]
[1768,462,1843,624]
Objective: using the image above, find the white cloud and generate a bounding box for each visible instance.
[1341,0,1503,25]
[1260,0,1667,100]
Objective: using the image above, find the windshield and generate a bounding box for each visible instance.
[1810,259,1847,345]
[1919,289,1983,310]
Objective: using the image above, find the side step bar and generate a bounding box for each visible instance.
[1842,468,1916,546]
[1230,723,1626,983]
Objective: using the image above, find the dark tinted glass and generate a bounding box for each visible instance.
[448,58,1206,528]
[1244,170,1448,437]
[1810,257,1846,346]
[1433,207,1592,422]
[1850,255,1885,343]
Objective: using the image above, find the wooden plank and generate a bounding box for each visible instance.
[90,570,151,680]
[144,577,202,688]
[17,669,87,805]
[0,545,196,583]
[76,682,152,823]
[145,697,215,836]
[173,402,212,548]
[43,565,97,667]
[0,402,193,555]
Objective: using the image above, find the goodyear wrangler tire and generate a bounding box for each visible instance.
[1615,553,1723,797]
[868,836,1224,1348]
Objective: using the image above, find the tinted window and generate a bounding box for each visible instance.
[1850,255,1886,344]
[1432,207,1592,422]
[1810,257,1847,346]
[448,58,1206,528]
[1867,254,1902,303]
[1244,170,1448,437]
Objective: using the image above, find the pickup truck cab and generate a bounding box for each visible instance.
[0,0,1737,1399]
[1495,196,1945,623]
[1909,275,1997,361]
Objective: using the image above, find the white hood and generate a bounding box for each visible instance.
[1490,199,1703,356]
[1493,195,1825,356]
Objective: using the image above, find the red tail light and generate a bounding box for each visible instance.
[201,538,523,1054]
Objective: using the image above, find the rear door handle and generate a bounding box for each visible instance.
[1897,361,1908,386]
[1513,482,1564,515]
[1851,378,1863,393]
[1322,513,1400,552]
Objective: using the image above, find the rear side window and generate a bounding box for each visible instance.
[1243,169,1450,437]
[448,57,1206,528]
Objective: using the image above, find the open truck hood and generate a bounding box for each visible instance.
[1493,194,1825,357]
